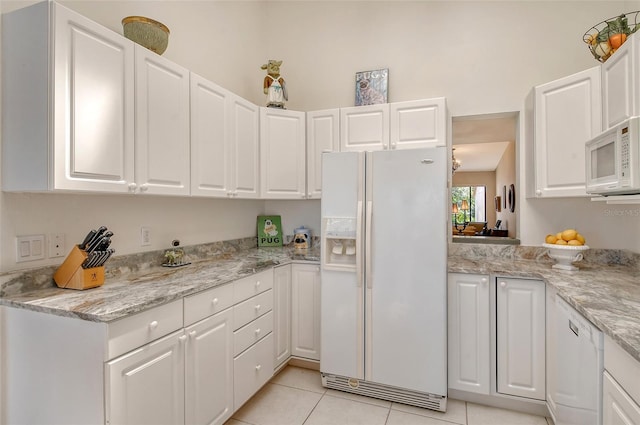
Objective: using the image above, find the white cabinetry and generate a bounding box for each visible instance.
[273,264,292,368]
[134,45,190,196]
[496,277,546,401]
[447,273,491,395]
[602,34,635,129]
[190,75,260,198]
[106,330,186,425]
[260,108,306,199]
[2,2,135,193]
[545,284,559,419]
[340,104,390,151]
[528,67,602,198]
[306,109,340,199]
[390,98,447,149]
[603,335,640,425]
[291,263,321,360]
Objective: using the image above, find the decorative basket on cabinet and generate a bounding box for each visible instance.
[583,11,640,62]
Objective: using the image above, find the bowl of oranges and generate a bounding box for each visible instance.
[543,229,589,271]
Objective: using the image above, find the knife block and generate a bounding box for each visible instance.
[54,245,105,290]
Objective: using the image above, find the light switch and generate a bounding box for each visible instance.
[19,240,30,258]
[16,235,46,263]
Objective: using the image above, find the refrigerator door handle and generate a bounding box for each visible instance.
[356,200,363,287]
[365,200,373,289]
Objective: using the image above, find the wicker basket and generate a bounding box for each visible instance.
[122,16,170,55]
[583,11,640,62]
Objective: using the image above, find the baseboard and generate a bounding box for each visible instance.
[287,357,320,370]
[448,388,550,418]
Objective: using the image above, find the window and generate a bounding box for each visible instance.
[452,185,486,223]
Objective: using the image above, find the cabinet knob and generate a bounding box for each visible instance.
[316,267,320,273]
[391,142,397,149]
[189,330,197,338]
[255,328,261,336]
[255,281,261,289]
[500,281,507,288]
[536,190,542,196]
[212,298,219,305]
[178,335,187,343]
[255,364,262,371]
[128,183,137,192]
[227,192,233,197]
[140,184,149,192]
[149,320,159,330]
[255,304,261,311]
[481,277,488,284]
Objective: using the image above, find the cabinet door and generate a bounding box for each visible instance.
[390,98,446,150]
[603,37,634,129]
[273,265,292,368]
[53,3,135,192]
[260,108,306,199]
[291,264,321,360]
[546,284,559,419]
[185,308,234,425]
[603,371,640,425]
[230,95,260,198]
[106,330,185,425]
[234,333,274,410]
[307,109,340,199]
[190,73,231,197]
[447,273,491,395]
[135,45,190,195]
[496,277,546,400]
[340,104,389,151]
[533,67,601,198]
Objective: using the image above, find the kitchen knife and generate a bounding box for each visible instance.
[84,226,107,251]
[79,230,96,250]
[97,231,113,251]
[96,249,115,267]
[82,251,99,269]
[86,235,108,254]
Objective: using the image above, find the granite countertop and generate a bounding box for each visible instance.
[448,253,640,364]
[1,238,639,365]
[0,241,320,323]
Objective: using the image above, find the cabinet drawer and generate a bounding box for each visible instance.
[234,269,273,303]
[234,333,274,410]
[184,282,234,326]
[107,300,183,359]
[234,311,273,356]
[234,289,273,330]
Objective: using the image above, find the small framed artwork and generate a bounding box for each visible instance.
[355,68,388,106]
[495,196,502,212]
[257,215,283,247]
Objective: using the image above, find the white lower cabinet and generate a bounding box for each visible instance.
[234,333,275,410]
[447,274,545,404]
[447,273,491,394]
[496,277,546,400]
[603,371,640,425]
[273,264,292,368]
[603,334,640,425]
[106,329,186,425]
[291,263,321,360]
[184,308,234,425]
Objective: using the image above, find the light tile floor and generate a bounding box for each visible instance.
[227,366,553,425]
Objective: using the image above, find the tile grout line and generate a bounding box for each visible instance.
[301,390,329,425]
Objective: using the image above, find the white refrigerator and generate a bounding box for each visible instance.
[320,147,448,411]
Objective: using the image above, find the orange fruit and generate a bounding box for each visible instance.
[545,234,557,244]
[561,229,577,241]
[576,234,586,244]
[555,239,568,245]
[568,239,583,246]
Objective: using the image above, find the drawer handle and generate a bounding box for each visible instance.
[255,304,261,311]
[255,328,261,336]
[149,320,159,330]
[255,364,262,371]
[212,298,219,305]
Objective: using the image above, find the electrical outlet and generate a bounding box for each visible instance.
[49,233,66,258]
[16,235,46,263]
[141,227,151,246]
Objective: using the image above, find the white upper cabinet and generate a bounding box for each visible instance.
[528,66,602,198]
[602,33,635,130]
[306,109,340,199]
[260,108,306,199]
[134,45,191,196]
[2,2,135,192]
[229,95,260,198]
[390,97,447,149]
[190,74,232,197]
[340,104,390,151]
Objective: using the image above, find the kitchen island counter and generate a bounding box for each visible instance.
[448,248,640,364]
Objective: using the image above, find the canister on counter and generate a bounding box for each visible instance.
[293,226,311,250]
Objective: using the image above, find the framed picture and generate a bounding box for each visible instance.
[355,68,388,106]
[257,215,283,247]
[495,196,502,212]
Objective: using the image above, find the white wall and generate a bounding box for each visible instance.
[1,0,639,274]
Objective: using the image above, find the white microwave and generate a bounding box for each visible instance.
[585,116,640,195]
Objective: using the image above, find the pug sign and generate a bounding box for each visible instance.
[257,215,283,247]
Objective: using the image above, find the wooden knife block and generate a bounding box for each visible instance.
[54,245,104,290]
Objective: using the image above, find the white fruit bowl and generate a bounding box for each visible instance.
[543,243,590,271]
